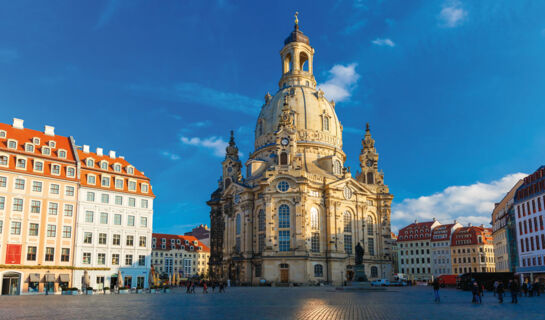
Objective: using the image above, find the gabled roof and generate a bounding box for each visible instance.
[431,223,458,242]
[451,226,493,246]
[152,233,210,253]
[398,221,440,242]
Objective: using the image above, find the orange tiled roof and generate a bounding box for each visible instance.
[78,149,154,197]
[152,233,210,253]
[431,224,457,242]
[397,221,436,241]
[451,226,493,246]
[0,122,77,181]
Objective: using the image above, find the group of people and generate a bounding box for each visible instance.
[184,280,227,294]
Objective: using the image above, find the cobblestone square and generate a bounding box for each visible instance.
[0,286,544,320]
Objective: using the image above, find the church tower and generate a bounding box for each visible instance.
[222,131,242,189]
[358,123,384,185]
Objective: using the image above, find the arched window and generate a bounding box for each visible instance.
[333,160,341,175]
[258,209,265,232]
[323,117,329,131]
[314,264,323,277]
[236,214,241,235]
[371,266,378,278]
[278,205,290,228]
[367,172,374,184]
[343,212,352,233]
[283,53,292,74]
[280,152,288,165]
[310,207,319,230]
[299,52,309,71]
[367,216,374,235]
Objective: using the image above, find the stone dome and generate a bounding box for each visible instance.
[255,85,343,150]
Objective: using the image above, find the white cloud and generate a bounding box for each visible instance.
[372,38,395,47]
[318,63,360,102]
[161,151,181,161]
[438,0,467,28]
[180,136,229,157]
[391,173,526,232]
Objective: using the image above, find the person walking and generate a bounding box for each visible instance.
[211,282,216,293]
[522,280,528,297]
[186,281,191,294]
[432,278,440,303]
[472,282,481,304]
[203,282,208,294]
[493,280,499,297]
[219,282,225,293]
[497,281,504,303]
[528,282,533,297]
[535,279,541,296]
[510,280,519,304]
[191,281,196,294]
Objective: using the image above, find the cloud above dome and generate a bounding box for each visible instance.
[318,63,360,102]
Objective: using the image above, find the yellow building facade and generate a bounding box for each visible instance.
[451,226,495,274]
[208,18,394,286]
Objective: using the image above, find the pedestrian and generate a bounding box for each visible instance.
[203,282,208,294]
[535,279,541,296]
[432,278,440,303]
[219,282,225,293]
[528,282,533,297]
[191,281,196,293]
[493,280,498,297]
[522,280,528,297]
[480,283,484,297]
[472,282,481,304]
[497,281,504,303]
[510,280,519,304]
[211,282,216,293]
[186,281,191,294]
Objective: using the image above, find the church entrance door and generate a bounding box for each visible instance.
[279,264,289,283]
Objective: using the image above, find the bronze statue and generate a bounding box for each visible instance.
[355,242,364,265]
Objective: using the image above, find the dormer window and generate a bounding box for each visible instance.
[181,245,185,250]
[49,141,56,148]
[42,146,50,155]
[33,160,43,171]
[32,137,40,145]
[161,244,166,249]
[25,143,34,152]
[66,167,75,177]
[185,240,189,245]
[100,161,108,170]
[16,158,26,169]
[171,239,175,244]
[7,140,17,149]
[58,150,66,158]
[193,240,198,245]
[190,246,194,251]
[141,183,149,193]
[333,160,342,175]
[86,159,94,167]
[152,238,156,244]
[0,155,8,166]
[0,130,6,138]
[114,164,121,172]
[162,238,166,243]
[51,164,61,175]
[101,176,110,187]
[177,239,181,244]
[128,181,136,191]
[115,179,123,189]
[127,166,134,175]
[87,174,96,185]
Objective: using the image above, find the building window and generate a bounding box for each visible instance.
[127,166,134,174]
[8,140,17,149]
[51,164,60,175]
[128,181,137,191]
[236,214,241,235]
[255,264,262,277]
[62,226,71,238]
[100,161,108,170]
[259,233,265,252]
[27,246,37,261]
[64,204,73,216]
[333,160,341,175]
[87,159,94,167]
[142,183,149,193]
[129,197,136,207]
[34,161,43,171]
[125,255,133,266]
[97,253,106,265]
[113,234,121,246]
[371,266,378,278]
[114,214,122,225]
[126,235,134,246]
[141,199,148,208]
[100,212,108,224]
[277,181,289,192]
[278,204,290,228]
[83,252,91,264]
[323,116,329,131]
[140,217,147,227]
[100,194,109,204]
[99,233,107,245]
[31,181,41,192]
[310,207,319,230]
[15,178,25,190]
[280,152,288,165]
[16,158,26,169]
[127,215,135,226]
[31,200,41,213]
[85,211,94,223]
[61,248,70,262]
[112,254,120,265]
[311,232,320,253]
[314,264,323,277]
[87,191,95,201]
[0,156,7,166]
[368,238,375,256]
[50,184,59,194]
[367,216,374,235]
[114,164,121,172]
[344,234,353,254]
[12,198,23,211]
[139,236,147,247]
[343,212,352,233]
[138,255,146,266]
[11,221,21,234]
[66,167,75,177]
[115,196,123,205]
[58,150,66,158]
[29,223,39,236]
[45,247,54,262]
[258,209,265,231]
[87,175,96,185]
[65,186,74,196]
[48,202,58,215]
[279,230,290,252]
[83,232,92,244]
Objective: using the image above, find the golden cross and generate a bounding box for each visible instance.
[295,11,299,25]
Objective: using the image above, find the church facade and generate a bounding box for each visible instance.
[207,18,394,286]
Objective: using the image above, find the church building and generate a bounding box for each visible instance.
[207,16,394,286]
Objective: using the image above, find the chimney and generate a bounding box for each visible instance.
[109,150,116,159]
[83,145,90,153]
[12,118,24,129]
[414,219,418,224]
[44,125,55,136]
[480,224,484,228]
[468,223,472,227]
[453,220,457,224]
[119,156,125,159]
[432,217,436,221]
[96,148,103,156]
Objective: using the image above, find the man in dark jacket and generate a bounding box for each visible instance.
[433,279,440,303]
[472,282,481,304]
[497,281,504,303]
[510,280,519,304]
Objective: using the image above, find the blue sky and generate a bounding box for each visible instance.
[1,0,545,233]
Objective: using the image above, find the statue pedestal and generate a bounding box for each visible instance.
[353,265,368,282]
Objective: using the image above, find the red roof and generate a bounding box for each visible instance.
[78,149,154,197]
[152,233,210,253]
[0,122,77,181]
[397,221,437,242]
[431,224,457,242]
[451,226,493,246]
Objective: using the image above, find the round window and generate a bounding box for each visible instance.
[277,181,289,192]
[343,186,353,200]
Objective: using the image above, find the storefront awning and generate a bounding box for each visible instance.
[29,273,40,282]
[59,274,70,282]
[45,273,56,282]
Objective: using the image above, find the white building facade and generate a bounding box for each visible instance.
[431,222,462,277]
[73,146,154,290]
[398,220,441,282]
